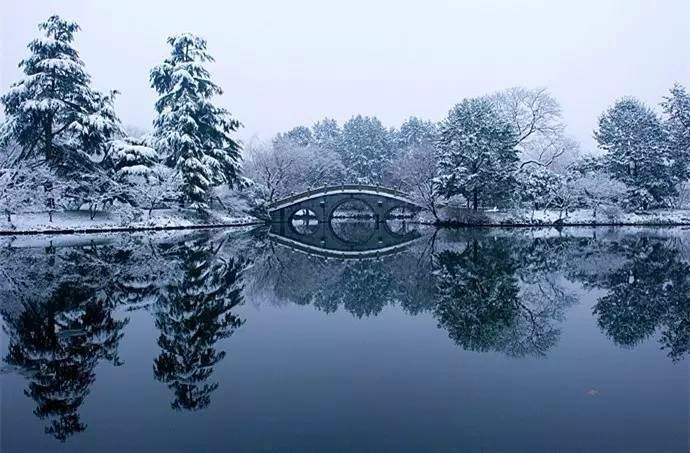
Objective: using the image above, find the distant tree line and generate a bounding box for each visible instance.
[246,86,690,218]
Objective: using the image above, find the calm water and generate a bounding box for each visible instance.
[1,224,688,452]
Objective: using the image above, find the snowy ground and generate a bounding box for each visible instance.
[2,206,689,235]
[429,207,690,226]
[0,208,261,234]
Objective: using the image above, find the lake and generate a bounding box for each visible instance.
[1,223,688,452]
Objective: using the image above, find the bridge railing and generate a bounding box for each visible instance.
[268,184,412,209]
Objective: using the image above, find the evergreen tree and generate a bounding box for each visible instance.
[436,97,519,210]
[515,165,562,211]
[396,116,437,149]
[661,83,690,182]
[109,136,158,182]
[338,115,392,184]
[0,15,121,175]
[312,118,341,153]
[594,97,675,207]
[151,34,242,209]
[273,126,313,150]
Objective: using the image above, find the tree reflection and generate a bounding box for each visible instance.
[1,226,688,445]
[4,282,126,441]
[153,237,245,411]
[434,240,524,354]
[589,237,690,361]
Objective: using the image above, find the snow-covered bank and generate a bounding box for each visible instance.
[0,209,263,235]
[431,208,690,227]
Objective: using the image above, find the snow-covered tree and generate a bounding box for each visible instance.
[273,126,313,149]
[661,83,690,183]
[312,118,341,152]
[338,115,392,184]
[243,138,343,202]
[134,165,182,216]
[0,15,121,176]
[570,171,628,219]
[515,165,562,214]
[109,137,158,182]
[595,97,676,207]
[492,87,579,171]
[0,164,77,223]
[389,143,440,219]
[436,97,519,210]
[151,33,242,210]
[395,116,438,149]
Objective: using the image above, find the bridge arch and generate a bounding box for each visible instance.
[268,184,422,225]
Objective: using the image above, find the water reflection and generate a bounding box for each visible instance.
[0,226,688,444]
[270,217,421,259]
[583,237,690,361]
[2,244,129,441]
[153,237,245,411]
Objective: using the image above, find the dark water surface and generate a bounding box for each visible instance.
[1,224,688,452]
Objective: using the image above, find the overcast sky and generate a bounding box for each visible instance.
[2,0,688,151]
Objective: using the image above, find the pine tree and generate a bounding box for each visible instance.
[312,118,341,153]
[0,15,121,175]
[151,34,242,210]
[436,97,519,210]
[109,136,158,182]
[594,97,675,207]
[339,115,392,184]
[396,116,438,149]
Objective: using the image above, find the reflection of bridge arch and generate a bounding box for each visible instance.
[269,220,421,260]
[268,185,422,224]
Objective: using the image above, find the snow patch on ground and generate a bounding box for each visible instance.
[434,208,690,226]
[0,208,260,234]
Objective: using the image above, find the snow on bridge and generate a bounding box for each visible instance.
[268,184,422,222]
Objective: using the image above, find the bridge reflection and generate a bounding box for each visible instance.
[269,219,422,259]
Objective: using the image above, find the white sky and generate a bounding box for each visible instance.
[2,0,689,151]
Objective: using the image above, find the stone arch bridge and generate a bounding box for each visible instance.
[268,184,422,224]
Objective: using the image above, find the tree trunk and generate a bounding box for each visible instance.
[430,202,439,222]
[472,189,478,211]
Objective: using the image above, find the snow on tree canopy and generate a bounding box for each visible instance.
[151,33,242,210]
[0,15,122,176]
[436,97,519,210]
[595,97,676,207]
[338,115,393,184]
[110,137,158,181]
[661,83,690,182]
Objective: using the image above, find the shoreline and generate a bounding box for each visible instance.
[2,219,690,237]
[0,220,265,236]
[433,220,690,228]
